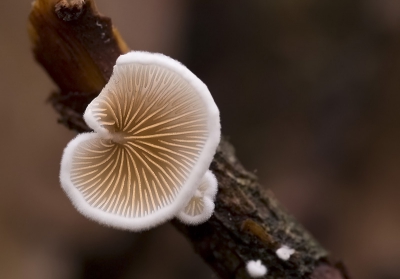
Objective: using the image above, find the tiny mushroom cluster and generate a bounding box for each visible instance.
[60,51,220,231]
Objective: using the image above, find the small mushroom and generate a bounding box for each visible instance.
[246,260,267,278]
[276,245,295,261]
[176,170,218,224]
[60,51,220,231]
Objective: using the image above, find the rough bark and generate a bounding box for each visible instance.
[28,1,350,278]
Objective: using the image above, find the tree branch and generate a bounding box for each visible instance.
[28,1,350,278]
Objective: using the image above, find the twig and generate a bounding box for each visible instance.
[28,1,350,278]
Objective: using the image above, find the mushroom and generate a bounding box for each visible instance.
[246,260,267,278]
[60,51,220,231]
[276,245,295,261]
[176,170,218,225]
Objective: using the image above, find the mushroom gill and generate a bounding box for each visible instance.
[176,170,218,224]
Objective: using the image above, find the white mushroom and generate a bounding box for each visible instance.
[60,51,220,231]
[276,245,295,261]
[246,260,267,278]
[176,170,218,225]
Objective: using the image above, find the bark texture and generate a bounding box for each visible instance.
[28,1,350,278]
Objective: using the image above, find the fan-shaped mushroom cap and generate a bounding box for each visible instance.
[60,51,220,231]
[176,170,218,225]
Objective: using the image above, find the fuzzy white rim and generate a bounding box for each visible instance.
[176,197,215,225]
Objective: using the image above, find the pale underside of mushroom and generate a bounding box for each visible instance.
[60,51,220,230]
[176,170,217,225]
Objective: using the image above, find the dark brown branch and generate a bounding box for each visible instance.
[28,1,350,278]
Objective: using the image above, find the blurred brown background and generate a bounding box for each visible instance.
[1,0,400,278]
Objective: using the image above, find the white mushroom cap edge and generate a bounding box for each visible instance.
[60,51,220,231]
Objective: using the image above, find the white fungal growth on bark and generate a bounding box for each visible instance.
[276,245,295,261]
[246,260,267,278]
